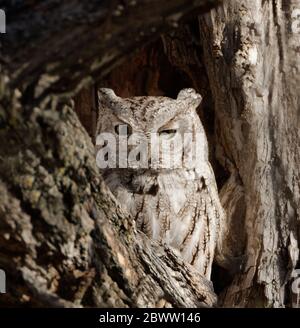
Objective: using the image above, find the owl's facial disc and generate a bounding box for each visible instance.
[96,88,205,172]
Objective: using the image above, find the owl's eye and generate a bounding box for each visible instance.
[114,124,132,136]
[159,129,177,139]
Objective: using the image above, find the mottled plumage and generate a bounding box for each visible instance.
[96,88,224,279]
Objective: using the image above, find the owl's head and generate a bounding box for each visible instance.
[96,88,208,171]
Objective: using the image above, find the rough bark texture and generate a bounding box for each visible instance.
[1,0,219,105]
[0,0,220,307]
[199,0,300,307]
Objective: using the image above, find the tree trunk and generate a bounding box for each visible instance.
[0,0,220,307]
[198,0,300,307]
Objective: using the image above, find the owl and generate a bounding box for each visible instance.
[96,88,224,279]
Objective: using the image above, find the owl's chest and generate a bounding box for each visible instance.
[107,171,199,240]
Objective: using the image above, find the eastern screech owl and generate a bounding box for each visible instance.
[96,88,224,279]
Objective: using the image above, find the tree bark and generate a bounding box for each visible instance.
[198,0,300,307]
[1,0,219,106]
[0,0,220,307]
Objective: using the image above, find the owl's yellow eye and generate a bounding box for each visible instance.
[114,124,132,136]
[159,129,177,139]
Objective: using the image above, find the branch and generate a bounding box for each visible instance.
[1,0,221,104]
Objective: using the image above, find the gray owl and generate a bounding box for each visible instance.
[96,88,224,279]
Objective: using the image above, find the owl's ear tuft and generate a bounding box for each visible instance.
[98,88,119,106]
[177,88,202,107]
